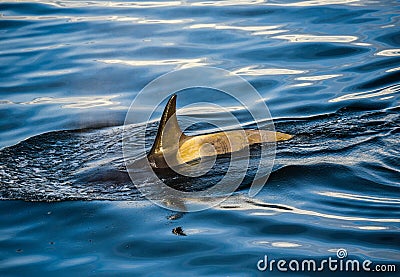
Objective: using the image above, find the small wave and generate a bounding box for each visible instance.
[329,84,400,102]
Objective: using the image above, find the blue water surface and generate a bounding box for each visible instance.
[1,0,399,275]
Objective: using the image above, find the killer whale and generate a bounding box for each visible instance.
[146,95,292,168]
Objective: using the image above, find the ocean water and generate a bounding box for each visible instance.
[1,0,400,275]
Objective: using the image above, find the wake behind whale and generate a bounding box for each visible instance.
[0,105,398,202]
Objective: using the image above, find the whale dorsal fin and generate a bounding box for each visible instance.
[148,94,186,156]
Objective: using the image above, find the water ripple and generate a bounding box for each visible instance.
[232,66,306,76]
[187,23,287,36]
[329,84,400,102]
[0,95,122,109]
[97,58,210,69]
[376,49,400,57]
[1,14,192,24]
[273,34,359,43]
[318,191,400,204]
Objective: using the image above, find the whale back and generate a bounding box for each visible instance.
[147,94,292,168]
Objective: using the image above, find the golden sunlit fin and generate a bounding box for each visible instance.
[148,94,186,157]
